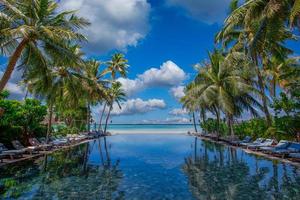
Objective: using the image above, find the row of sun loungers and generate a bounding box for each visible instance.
[0,131,106,163]
[192,132,300,162]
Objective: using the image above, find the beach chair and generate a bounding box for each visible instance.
[231,136,252,146]
[12,140,40,154]
[271,142,300,158]
[28,138,52,150]
[260,140,290,152]
[247,139,275,150]
[289,152,300,161]
[241,138,265,146]
[0,143,24,159]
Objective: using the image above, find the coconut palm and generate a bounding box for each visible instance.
[104,53,129,79]
[189,50,261,137]
[103,82,126,134]
[99,53,128,130]
[82,60,110,132]
[0,0,89,91]
[26,45,86,142]
[216,0,296,126]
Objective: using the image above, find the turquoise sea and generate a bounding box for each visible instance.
[106,124,196,134]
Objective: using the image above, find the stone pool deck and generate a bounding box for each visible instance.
[0,137,101,167]
[190,133,300,168]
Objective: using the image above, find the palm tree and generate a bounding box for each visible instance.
[189,50,261,137]
[99,53,128,130]
[181,83,199,133]
[103,82,126,134]
[82,60,109,132]
[216,0,295,126]
[0,0,89,91]
[26,45,85,143]
[104,53,129,79]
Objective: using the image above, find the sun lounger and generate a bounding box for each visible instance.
[241,138,265,146]
[260,140,290,152]
[247,139,275,150]
[12,140,40,154]
[28,138,52,150]
[271,142,300,158]
[289,152,300,161]
[0,143,24,159]
[231,136,252,146]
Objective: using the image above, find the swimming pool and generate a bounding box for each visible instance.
[0,134,300,199]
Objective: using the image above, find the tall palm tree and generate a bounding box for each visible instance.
[104,53,129,79]
[26,45,85,143]
[0,0,89,91]
[100,53,128,130]
[216,0,295,126]
[189,50,261,137]
[83,60,109,132]
[103,82,126,134]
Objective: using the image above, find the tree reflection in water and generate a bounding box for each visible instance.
[0,137,124,200]
[182,137,300,200]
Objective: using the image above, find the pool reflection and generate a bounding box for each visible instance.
[0,137,124,199]
[183,137,300,200]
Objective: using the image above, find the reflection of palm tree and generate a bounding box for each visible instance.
[182,140,273,199]
[0,141,124,199]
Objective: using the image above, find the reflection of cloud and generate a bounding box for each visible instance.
[111,98,166,116]
[97,134,194,169]
[60,0,151,54]
[117,60,186,97]
[166,0,231,24]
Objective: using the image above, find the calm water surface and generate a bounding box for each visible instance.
[0,134,300,199]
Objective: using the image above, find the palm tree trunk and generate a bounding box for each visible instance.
[104,105,112,134]
[0,38,29,91]
[46,102,53,144]
[253,55,272,126]
[228,114,234,137]
[99,102,107,131]
[200,108,206,133]
[192,112,198,133]
[86,103,90,132]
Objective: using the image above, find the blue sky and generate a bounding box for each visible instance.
[1,0,299,124]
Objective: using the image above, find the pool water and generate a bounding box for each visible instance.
[0,134,300,199]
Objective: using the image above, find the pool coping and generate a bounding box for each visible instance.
[191,134,300,168]
[0,137,105,167]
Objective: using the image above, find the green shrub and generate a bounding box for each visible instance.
[201,118,228,136]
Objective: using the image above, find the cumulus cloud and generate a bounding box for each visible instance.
[169,108,188,115]
[60,0,151,54]
[111,98,166,116]
[117,60,186,96]
[170,86,185,100]
[166,0,231,24]
[0,69,25,100]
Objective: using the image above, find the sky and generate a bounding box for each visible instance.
[1,0,300,124]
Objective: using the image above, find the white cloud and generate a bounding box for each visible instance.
[111,98,166,116]
[166,0,231,24]
[169,108,188,115]
[0,69,25,100]
[117,60,186,96]
[60,0,151,54]
[170,86,185,100]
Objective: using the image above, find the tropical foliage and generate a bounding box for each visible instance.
[0,0,129,143]
[181,0,300,141]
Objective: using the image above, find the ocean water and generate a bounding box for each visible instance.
[1,134,300,199]
[106,124,196,134]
